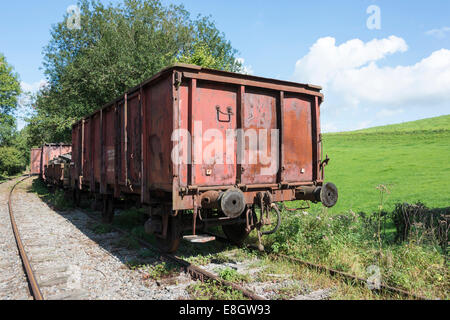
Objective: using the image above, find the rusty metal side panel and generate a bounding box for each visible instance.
[30,148,42,175]
[126,93,142,189]
[71,124,80,188]
[104,106,116,186]
[192,81,237,186]
[147,75,174,191]
[83,119,91,185]
[281,93,314,183]
[92,113,101,184]
[241,88,278,185]
[118,101,126,186]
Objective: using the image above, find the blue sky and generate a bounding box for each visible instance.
[1,0,449,131]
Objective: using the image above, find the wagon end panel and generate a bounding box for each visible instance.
[178,80,238,187]
[281,93,315,183]
[30,148,42,175]
[241,88,278,185]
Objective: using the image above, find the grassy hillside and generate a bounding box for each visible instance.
[319,115,450,214]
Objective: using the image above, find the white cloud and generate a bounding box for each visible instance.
[294,36,408,86]
[20,79,47,94]
[425,27,450,39]
[376,108,404,118]
[294,36,450,109]
[16,80,48,130]
[321,121,338,133]
[236,58,254,75]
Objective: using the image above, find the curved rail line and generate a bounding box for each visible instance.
[79,210,265,300]
[209,232,430,300]
[7,175,44,300]
[81,205,429,300]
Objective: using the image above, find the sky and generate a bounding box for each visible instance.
[1,0,449,132]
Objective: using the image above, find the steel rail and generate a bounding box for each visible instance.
[209,232,430,300]
[79,210,266,301]
[7,176,44,300]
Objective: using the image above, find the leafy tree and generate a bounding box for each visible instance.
[0,53,21,146]
[0,53,21,115]
[0,114,17,146]
[0,146,25,176]
[0,53,25,176]
[30,0,243,143]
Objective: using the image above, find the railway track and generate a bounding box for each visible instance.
[3,175,264,300]
[208,233,430,300]
[0,176,33,300]
[7,176,44,300]
[4,175,430,301]
[5,176,94,300]
[74,200,430,300]
[79,209,266,300]
[78,206,429,300]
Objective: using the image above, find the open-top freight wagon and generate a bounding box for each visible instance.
[30,143,72,179]
[70,64,338,252]
[44,153,72,188]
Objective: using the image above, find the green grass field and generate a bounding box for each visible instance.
[318,114,450,214]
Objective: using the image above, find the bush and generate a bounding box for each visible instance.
[390,202,449,252]
[264,206,448,299]
[0,146,25,176]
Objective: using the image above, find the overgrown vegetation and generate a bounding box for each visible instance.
[187,280,247,300]
[30,178,74,211]
[140,262,181,280]
[218,267,251,283]
[264,200,449,299]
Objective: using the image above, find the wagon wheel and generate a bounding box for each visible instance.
[156,216,181,253]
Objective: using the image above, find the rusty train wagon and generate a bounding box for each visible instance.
[44,154,72,188]
[30,143,72,178]
[30,148,42,175]
[71,64,338,253]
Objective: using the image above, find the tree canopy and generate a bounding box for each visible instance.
[0,53,21,115]
[29,0,243,146]
[0,53,26,176]
[0,53,21,147]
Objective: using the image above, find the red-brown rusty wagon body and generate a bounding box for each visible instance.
[30,144,72,178]
[71,64,338,252]
[30,148,42,175]
[44,154,71,187]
